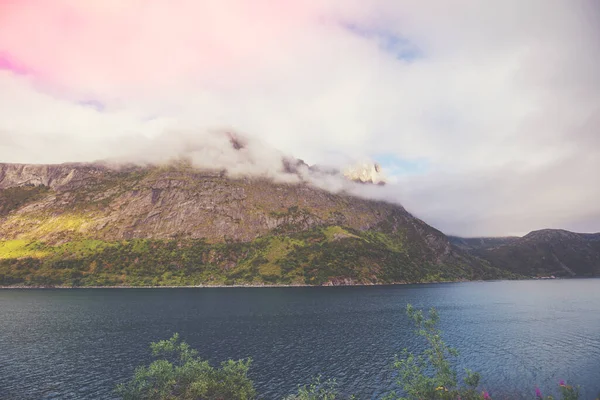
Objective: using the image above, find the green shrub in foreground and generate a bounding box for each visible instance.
[115,333,256,400]
[384,304,486,400]
[284,377,353,400]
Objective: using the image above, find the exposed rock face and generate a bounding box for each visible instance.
[343,162,386,185]
[0,162,431,246]
[0,163,108,191]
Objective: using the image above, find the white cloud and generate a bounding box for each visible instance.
[0,0,598,236]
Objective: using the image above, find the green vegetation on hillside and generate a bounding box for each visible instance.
[116,306,590,400]
[0,226,517,287]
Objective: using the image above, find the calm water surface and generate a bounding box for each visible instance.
[1,280,599,399]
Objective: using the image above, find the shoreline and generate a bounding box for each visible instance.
[1,277,590,290]
[0,279,482,289]
[4,278,585,289]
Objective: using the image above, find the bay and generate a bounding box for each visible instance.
[1,279,599,399]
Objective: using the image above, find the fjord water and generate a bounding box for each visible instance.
[1,280,599,400]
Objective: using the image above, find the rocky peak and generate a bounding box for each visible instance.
[0,162,110,191]
[343,162,386,185]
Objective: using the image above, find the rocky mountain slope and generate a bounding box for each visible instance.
[451,230,600,277]
[0,161,513,287]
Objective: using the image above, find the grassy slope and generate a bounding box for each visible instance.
[0,225,517,287]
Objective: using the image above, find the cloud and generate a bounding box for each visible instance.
[0,0,599,236]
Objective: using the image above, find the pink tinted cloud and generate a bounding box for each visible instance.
[0,0,321,96]
[0,53,31,74]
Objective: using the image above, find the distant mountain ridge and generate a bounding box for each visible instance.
[450,230,600,277]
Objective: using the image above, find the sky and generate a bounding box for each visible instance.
[0,0,599,237]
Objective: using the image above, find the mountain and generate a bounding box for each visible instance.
[448,236,519,251]
[452,230,600,277]
[0,161,513,287]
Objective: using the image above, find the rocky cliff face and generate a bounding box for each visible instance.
[343,162,386,184]
[0,162,117,191]
[0,162,401,243]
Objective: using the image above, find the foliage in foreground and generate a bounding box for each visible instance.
[115,334,255,400]
[284,377,352,400]
[116,306,593,400]
[385,305,485,400]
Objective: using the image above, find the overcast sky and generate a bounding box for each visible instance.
[1,0,599,237]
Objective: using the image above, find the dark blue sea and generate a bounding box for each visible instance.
[1,279,599,399]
